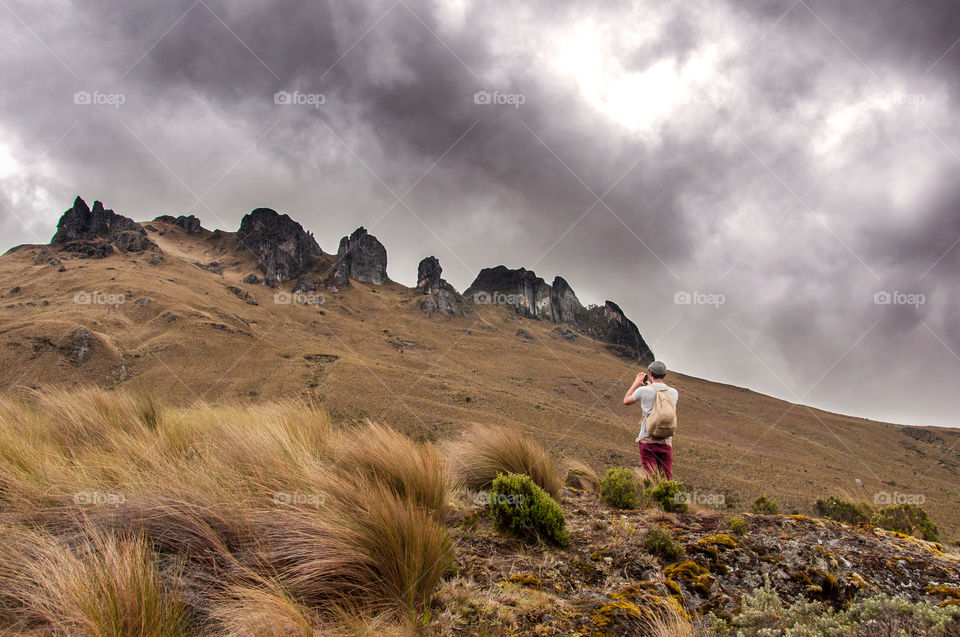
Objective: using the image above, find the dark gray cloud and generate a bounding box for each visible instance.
[1,0,958,427]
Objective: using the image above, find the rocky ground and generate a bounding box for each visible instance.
[430,488,960,635]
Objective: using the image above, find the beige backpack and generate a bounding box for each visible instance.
[645,387,677,438]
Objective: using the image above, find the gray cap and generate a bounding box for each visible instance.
[648,360,667,375]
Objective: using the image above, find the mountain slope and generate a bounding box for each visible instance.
[2,211,959,537]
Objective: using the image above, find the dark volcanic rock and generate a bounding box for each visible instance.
[243,273,261,285]
[237,208,323,286]
[51,197,155,257]
[416,256,443,295]
[414,256,473,318]
[155,214,203,234]
[60,327,99,363]
[466,266,653,362]
[332,227,387,286]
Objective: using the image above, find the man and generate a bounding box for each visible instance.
[623,360,679,479]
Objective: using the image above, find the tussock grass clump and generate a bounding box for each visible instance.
[563,457,600,493]
[872,503,940,542]
[0,524,189,636]
[489,473,569,546]
[814,496,870,526]
[642,527,685,563]
[751,494,778,515]
[0,389,452,632]
[335,420,448,517]
[599,467,639,509]
[447,425,562,498]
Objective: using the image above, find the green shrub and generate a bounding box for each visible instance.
[489,473,569,546]
[643,480,688,513]
[872,503,940,542]
[709,576,960,636]
[751,495,778,515]
[642,527,685,563]
[599,467,638,509]
[725,515,749,537]
[814,496,869,526]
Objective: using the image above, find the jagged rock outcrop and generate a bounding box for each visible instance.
[154,214,203,234]
[415,257,473,318]
[331,227,387,286]
[465,266,653,362]
[416,256,443,295]
[51,197,155,257]
[236,208,323,286]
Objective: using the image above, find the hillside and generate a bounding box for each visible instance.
[1,198,959,540]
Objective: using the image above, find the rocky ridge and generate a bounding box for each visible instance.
[465,266,654,362]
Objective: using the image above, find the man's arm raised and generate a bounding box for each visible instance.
[623,372,648,405]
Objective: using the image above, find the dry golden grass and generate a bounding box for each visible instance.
[446,424,564,498]
[0,389,450,633]
[563,457,601,492]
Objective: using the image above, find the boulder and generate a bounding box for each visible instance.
[51,197,155,257]
[60,327,98,364]
[332,227,387,286]
[416,256,443,295]
[237,208,323,286]
[242,273,261,285]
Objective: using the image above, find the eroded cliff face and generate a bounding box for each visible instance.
[465,266,653,362]
[332,227,388,286]
[236,208,323,286]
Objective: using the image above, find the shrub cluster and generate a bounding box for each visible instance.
[489,472,569,546]
[814,496,869,526]
[872,503,940,542]
[642,527,685,563]
[599,467,639,509]
[643,479,688,513]
[751,494,778,515]
[725,515,749,537]
[710,576,960,636]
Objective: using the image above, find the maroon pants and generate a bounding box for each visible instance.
[639,442,673,480]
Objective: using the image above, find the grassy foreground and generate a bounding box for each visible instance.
[0,389,957,636]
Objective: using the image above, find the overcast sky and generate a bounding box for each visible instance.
[1,0,959,427]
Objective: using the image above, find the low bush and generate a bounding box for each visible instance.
[709,575,960,636]
[644,480,688,513]
[725,515,749,537]
[447,426,563,498]
[599,467,639,509]
[814,496,870,526]
[642,527,685,563]
[489,473,569,546]
[872,503,940,542]
[751,495,778,515]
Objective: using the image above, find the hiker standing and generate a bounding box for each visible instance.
[623,361,679,479]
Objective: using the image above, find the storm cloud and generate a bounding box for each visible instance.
[1,0,958,426]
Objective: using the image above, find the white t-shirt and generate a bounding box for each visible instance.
[633,382,679,445]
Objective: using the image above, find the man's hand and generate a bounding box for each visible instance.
[624,371,648,405]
